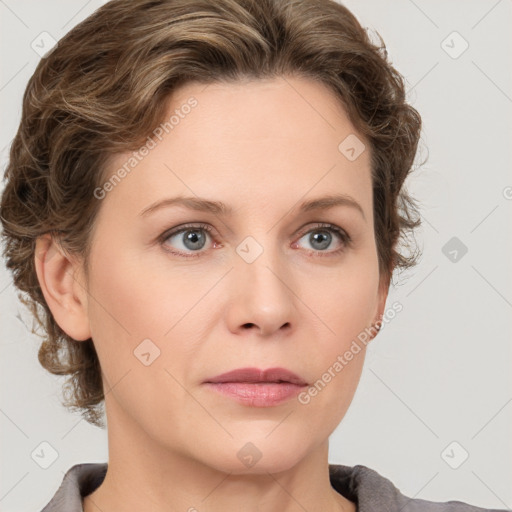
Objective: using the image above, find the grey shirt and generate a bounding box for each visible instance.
[40,462,507,511]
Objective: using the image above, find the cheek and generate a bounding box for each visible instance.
[295,251,379,403]
[85,252,193,423]
[86,241,185,340]
[297,277,371,427]
[85,242,211,391]
[307,272,372,383]
[302,252,380,340]
[84,241,168,388]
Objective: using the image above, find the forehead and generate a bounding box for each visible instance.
[100,76,372,220]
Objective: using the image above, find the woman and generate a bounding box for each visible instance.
[0,0,507,511]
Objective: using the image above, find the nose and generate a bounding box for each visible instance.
[225,241,299,338]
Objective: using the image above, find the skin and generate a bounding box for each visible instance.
[35,75,389,512]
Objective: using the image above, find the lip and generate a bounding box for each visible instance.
[203,367,308,386]
[203,367,308,407]
[204,382,306,407]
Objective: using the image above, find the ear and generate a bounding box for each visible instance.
[370,274,391,340]
[34,233,91,341]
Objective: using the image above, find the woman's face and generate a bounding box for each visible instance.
[76,76,387,473]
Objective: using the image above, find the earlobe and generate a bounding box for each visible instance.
[34,234,91,341]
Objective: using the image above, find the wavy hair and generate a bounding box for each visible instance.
[0,0,422,427]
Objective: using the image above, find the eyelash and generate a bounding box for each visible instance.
[159,222,352,259]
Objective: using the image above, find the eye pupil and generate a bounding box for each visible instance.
[310,230,331,250]
[184,230,206,250]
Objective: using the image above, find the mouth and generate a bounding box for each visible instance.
[203,367,308,407]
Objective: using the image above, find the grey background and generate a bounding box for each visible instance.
[1,1,511,511]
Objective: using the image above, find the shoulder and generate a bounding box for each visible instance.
[329,463,507,512]
[40,463,107,512]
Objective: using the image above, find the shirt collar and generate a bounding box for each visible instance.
[39,462,426,512]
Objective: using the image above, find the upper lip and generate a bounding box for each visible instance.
[204,367,308,386]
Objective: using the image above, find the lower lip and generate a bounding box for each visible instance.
[204,382,306,407]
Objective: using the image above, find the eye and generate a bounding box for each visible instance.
[160,223,215,257]
[293,223,351,257]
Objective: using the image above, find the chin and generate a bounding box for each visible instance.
[199,436,310,476]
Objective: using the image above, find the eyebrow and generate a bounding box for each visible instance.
[139,193,366,220]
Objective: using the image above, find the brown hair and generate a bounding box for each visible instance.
[0,0,422,428]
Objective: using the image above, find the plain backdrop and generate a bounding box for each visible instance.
[1,1,511,511]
